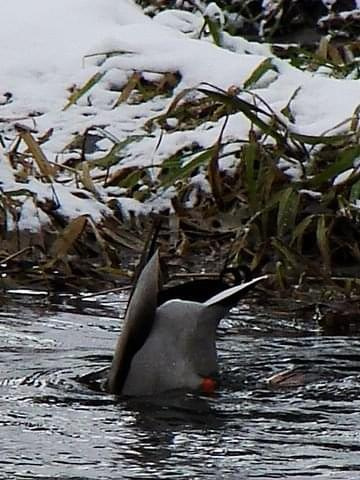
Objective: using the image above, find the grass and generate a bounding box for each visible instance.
[4,76,360,294]
[154,83,360,289]
[1,4,360,297]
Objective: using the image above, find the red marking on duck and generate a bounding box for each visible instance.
[201,377,217,394]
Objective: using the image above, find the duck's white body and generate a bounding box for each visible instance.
[122,299,222,395]
[107,251,266,396]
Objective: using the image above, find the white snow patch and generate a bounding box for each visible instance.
[1,0,360,234]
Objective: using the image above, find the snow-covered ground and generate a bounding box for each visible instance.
[1,0,360,232]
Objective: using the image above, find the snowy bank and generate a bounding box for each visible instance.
[0,0,360,286]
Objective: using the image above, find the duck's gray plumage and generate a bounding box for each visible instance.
[107,250,267,396]
[122,299,222,396]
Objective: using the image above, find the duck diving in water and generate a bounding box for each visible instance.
[104,250,268,396]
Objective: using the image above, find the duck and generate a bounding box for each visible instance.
[105,250,267,396]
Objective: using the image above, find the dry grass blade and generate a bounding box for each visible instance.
[1,246,34,264]
[86,217,112,266]
[350,105,360,132]
[101,225,143,251]
[81,162,97,194]
[15,124,54,181]
[317,36,330,61]
[114,72,141,107]
[162,87,196,117]
[49,215,88,262]
[328,44,346,66]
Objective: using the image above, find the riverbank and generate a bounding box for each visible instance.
[1,0,360,295]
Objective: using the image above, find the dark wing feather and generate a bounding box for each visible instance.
[107,250,160,394]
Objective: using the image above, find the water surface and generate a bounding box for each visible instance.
[1,292,360,479]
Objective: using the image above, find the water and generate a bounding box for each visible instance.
[1,292,360,479]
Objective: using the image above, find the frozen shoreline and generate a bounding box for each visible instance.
[0,1,360,293]
[1,0,360,232]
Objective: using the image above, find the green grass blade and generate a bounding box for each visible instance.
[290,131,352,146]
[290,214,315,251]
[277,187,300,238]
[159,147,216,188]
[94,135,150,169]
[242,142,258,210]
[63,72,106,111]
[309,145,360,187]
[243,58,278,89]
[204,17,221,46]
[316,214,331,271]
[198,86,285,143]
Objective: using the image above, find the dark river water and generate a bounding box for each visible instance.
[1,291,360,480]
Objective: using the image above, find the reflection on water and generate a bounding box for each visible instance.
[1,293,360,479]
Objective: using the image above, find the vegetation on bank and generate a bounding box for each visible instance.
[1,1,360,304]
[137,0,360,43]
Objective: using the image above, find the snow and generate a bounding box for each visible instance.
[1,0,360,233]
[204,2,225,26]
[0,0,148,113]
[154,9,204,36]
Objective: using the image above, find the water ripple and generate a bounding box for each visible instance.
[0,296,360,479]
